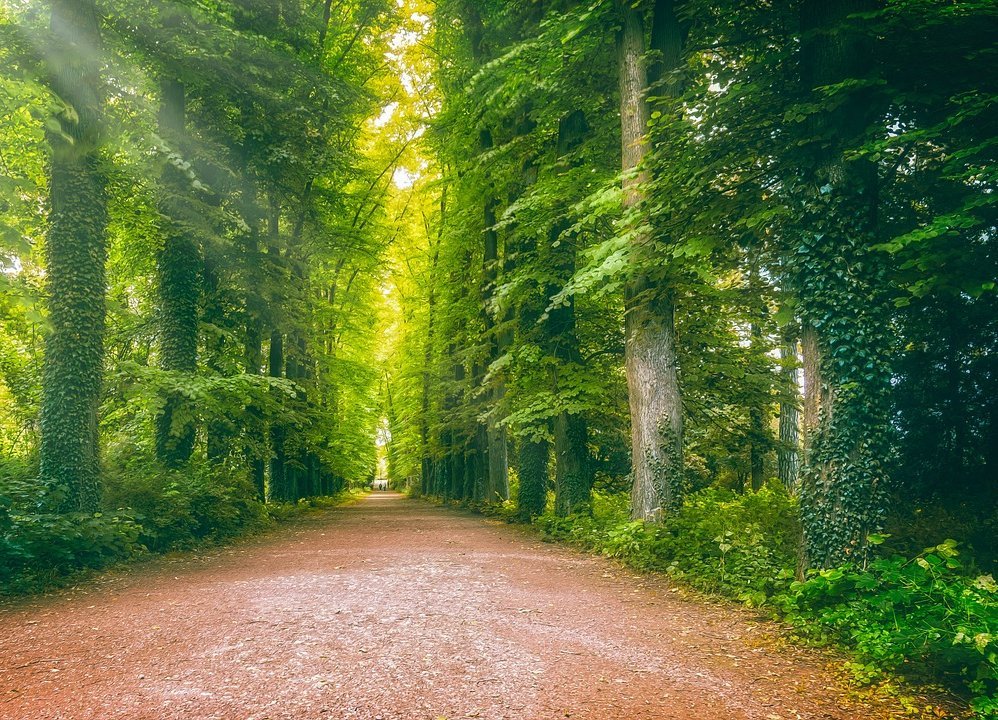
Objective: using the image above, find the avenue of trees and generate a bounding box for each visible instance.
[0,0,996,712]
[1,0,406,552]
[384,0,997,571]
[376,3,997,706]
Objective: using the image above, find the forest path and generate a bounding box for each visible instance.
[1,493,908,720]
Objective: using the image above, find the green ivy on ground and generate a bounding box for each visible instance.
[528,487,997,717]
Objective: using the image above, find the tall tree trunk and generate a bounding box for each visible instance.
[748,271,767,492]
[778,332,801,493]
[421,195,443,494]
[510,119,550,520]
[285,331,307,502]
[795,0,890,569]
[800,323,823,461]
[471,407,489,502]
[617,0,684,521]
[265,191,291,502]
[549,111,595,516]
[454,1,504,504]
[448,429,466,499]
[438,340,461,498]
[39,0,107,513]
[245,315,266,498]
[233,98,268,497]
[154,77,201,468]
[204,254,232,464]
[268,330,287,501]
[548,231,592,516]
[518,438,549,520]
[776,331,800,495]
[479,130,509,503]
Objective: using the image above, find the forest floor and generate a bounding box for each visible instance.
[0,493,958,720]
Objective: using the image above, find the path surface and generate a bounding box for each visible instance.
[1,493,919,719]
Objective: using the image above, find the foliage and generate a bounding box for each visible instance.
[0,0,995,712]
[783,541,998,715]
[0,474,141,593]
[535,488,997,714]
[0,452,363,593]
[102,460,268,552]
[537,487,799,604]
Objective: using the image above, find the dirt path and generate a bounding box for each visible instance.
[0,493,924,719]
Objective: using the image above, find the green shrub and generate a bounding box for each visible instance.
[103,462,268,552]
[536,485,799,605]
[0,506,141,593]
[649,486,799,605]
[0,471,137,591]
[783,539,998,715]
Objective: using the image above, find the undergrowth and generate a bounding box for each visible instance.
[526,486,997,718]
[0,460,364,595]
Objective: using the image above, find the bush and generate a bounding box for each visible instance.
[1,473,141,592]
[536,485,799,605]
[782,539,998,715]
[103,462,269,552]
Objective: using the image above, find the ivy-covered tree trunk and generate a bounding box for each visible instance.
[39,0,108,513]
[203,255,233,464]
[518,438,549,520]
[617,0,684,521]
[154,77,201,468]
[793,0,891,570]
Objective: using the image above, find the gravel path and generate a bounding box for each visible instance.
[0,493,923,719]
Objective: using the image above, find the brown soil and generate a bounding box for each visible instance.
[0,493,950,719]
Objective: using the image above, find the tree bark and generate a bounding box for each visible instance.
[778,333,801,493]
[518,438,549,520]
[268,330,288,502]
[479,129,509,503]
[245,315,266,498]
[800,323,824,458]
[39,0,107,513]
[617,0,684,521]
[546,111,595,516]
[547,229,591,516]
[420,194,443,494]
[203,253,233,464]
[748,278,767,492]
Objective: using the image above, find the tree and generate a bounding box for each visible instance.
[616,0,684,521]
[38,0,108,512]
[791,0,892,570]
[154,74,201,468]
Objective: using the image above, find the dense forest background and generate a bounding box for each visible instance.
[1,0,996,714]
